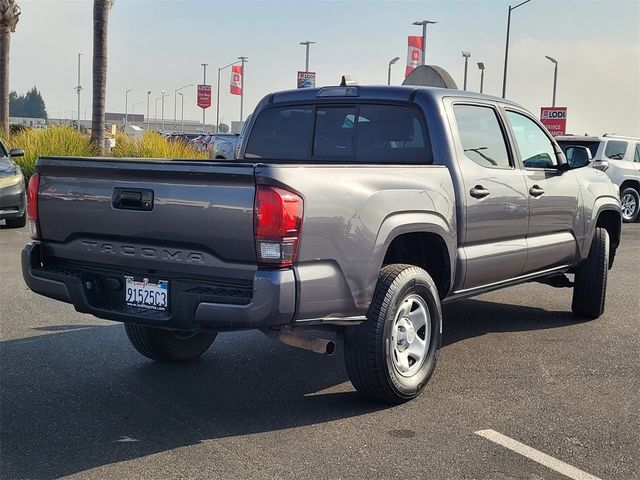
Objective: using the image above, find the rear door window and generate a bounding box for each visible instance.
[635,143,640,163]
[604,140,628,160]
[453,104,511,168]
[245,104,431,163]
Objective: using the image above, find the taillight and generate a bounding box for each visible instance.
[592,159,609,172]
[254,185,303,267]
[27,173,40,240]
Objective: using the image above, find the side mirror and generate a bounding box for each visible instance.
[9,148,24,157]
[564,146,592,169]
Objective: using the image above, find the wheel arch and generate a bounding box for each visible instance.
[373,212,456,299]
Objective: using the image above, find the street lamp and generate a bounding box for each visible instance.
[160,89,168,131]
[477,62,485,93]
[387,56,400,85]
[545,55,558,107]
[217,60,241,133]
[238,56,248,123]
[462,52,471,91]
[174,83,193,133]
[76,53,82,131]
[412,20,437,64]
[178,92,185,133]
[146,90,151,130]
[501,0,532,98]
[124,88,132,126]
[155,96,161,131]
[300,41,316,71]
[131,101,143,120]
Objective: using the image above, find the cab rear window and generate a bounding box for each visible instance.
[244,104,432,164]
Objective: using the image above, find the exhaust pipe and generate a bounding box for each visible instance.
[278,330,336,356]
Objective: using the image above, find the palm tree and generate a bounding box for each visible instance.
[0,0,20,137]
[91,0,113,154]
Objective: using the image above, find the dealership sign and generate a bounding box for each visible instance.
[540,107,567,136]
[197,84,212,109]
[297,71,316,89]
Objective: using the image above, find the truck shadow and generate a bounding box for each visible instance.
[1,298,579,479]
[441,298,580,347]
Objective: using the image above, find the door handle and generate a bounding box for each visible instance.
[470,185,490,199]
[529,185,545,197]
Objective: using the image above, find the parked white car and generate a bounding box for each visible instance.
[557,134,640,222]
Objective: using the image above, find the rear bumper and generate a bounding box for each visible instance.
[22,242,296,331]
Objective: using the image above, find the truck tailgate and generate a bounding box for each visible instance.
[36,157,257,282]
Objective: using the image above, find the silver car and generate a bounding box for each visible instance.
[0,140,26,228]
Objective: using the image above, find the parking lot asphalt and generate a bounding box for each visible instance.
[1,223,638,480]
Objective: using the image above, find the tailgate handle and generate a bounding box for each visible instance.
[112,188,154,211]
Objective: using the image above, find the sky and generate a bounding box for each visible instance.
[8,0,640,136]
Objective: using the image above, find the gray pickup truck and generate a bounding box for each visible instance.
[22,86,622,404]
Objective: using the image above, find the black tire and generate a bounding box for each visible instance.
[620,187,640,223]
[5,212,26,228]
[572,227,609,319]
[124,323,217,362]
[344,264,442,404]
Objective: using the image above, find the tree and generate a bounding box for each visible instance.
[91,0,112,154]
[0,0,20,136]
[9,87,47,118]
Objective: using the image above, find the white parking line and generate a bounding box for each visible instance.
[475,429,602,480]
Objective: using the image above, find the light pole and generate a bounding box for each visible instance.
[545,55,558,107]
[216,60,241,133]
[132,101,143,119]
[501,0,532,98]
[174,83,193,133]
[178,92,185,133]
[155,96,161,131]
[201,63,208,133]
[160,89,168,131]
[300,41,316,71]
[76,53,82,131]
[387,56,400,85]
[477,62,485,93]
[124,88,132,126]
[238,56,248,123]
[462,52,471,90]
[146,90,151,130]
[412,20,437,64]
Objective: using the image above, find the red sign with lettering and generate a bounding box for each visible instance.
[197,84,212,109]
[540,107,567,137]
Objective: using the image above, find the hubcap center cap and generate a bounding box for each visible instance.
[406,327,416,344]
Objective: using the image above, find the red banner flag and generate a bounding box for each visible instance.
[405,36,424,77]
[230,65,242,95]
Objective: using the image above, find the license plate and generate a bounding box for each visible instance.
[125,276,169,311]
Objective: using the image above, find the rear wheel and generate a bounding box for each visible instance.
[620,187,639,223]
[572,227,609,319]
[344,264,442,404]
[124,323,216,362]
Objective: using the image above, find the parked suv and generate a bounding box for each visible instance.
[556,134,640,222]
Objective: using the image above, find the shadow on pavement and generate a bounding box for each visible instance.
[1,325,379,479]
[1,297,579,479]
[442,297,580,346]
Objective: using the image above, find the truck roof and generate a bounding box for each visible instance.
[266,85,520,108]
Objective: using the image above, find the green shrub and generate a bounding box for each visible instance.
[112,132,207,159]
[2,125,97,180]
